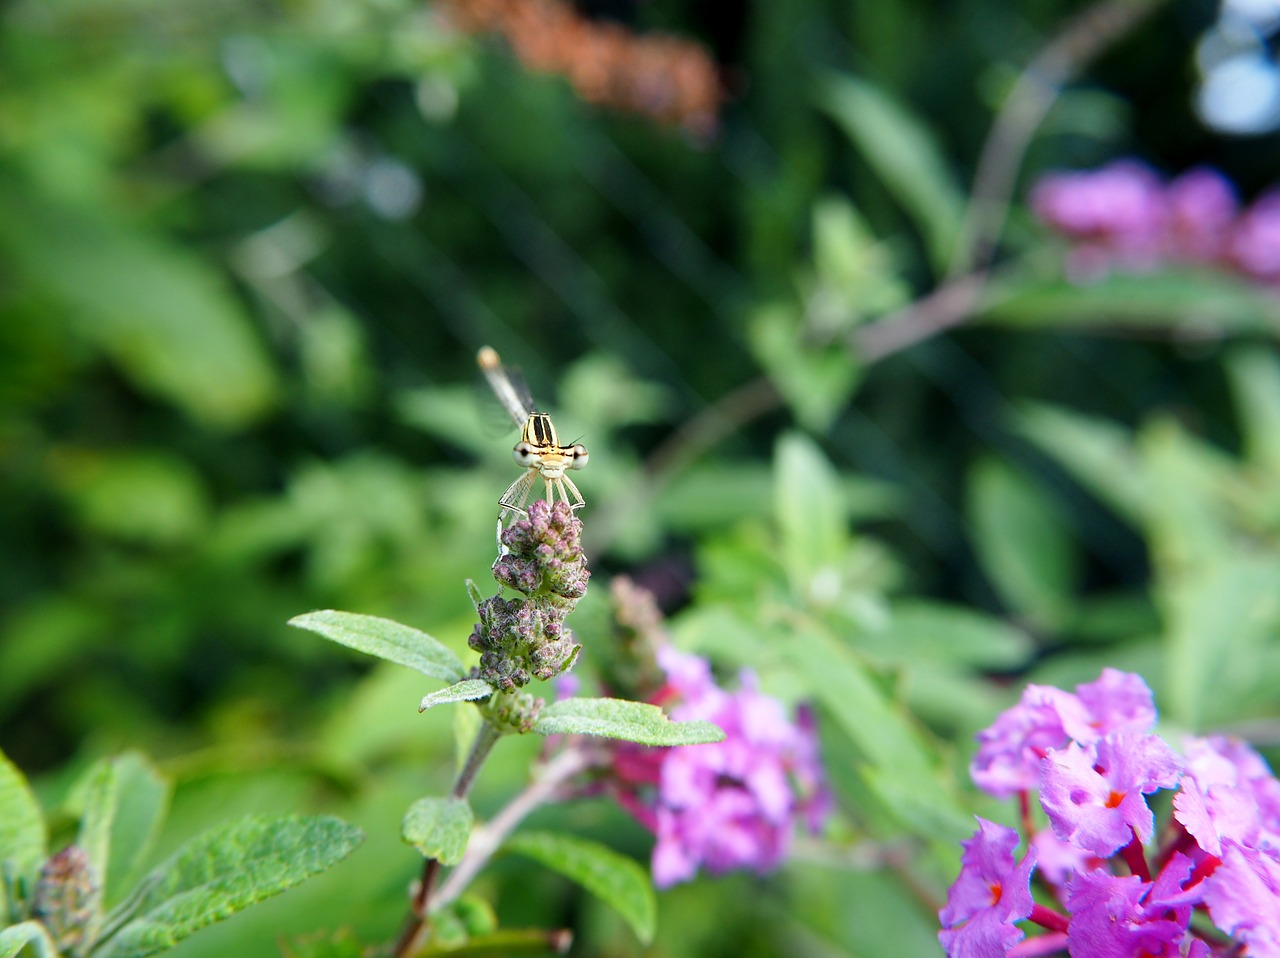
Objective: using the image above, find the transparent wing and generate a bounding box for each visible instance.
[477,346,536,427]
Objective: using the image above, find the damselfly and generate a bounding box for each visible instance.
[477,346,589,519]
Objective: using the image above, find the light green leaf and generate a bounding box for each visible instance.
[0,749,46,917]
[504,831,655,945]
[401,797,473,865]
[0,921,58,958]
[73,758,117,924]
[102,754,170,908]
[1227,348,1280,478]
[879,600,1031,669]
[96,815,363,958]
[774,431,847,595]
[967,457,1077,629]
[533,698,724,746]
[820,74,965,270]
[418,680,492,712]
[289,611,465,683]
[0,182,277,429]
[1161,556,1280,729]
[982,269,1280,335]
[748,305,862,432]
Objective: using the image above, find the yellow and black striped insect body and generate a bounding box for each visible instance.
[477,346,589,519]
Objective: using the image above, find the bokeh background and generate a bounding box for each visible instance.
[5,0,1280,954]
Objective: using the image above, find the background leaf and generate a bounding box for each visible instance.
[503,831,656,945]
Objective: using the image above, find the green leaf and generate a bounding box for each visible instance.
[967,457,1078,629]
[748,305,862,432]
[1227,348,1280,478]
[0,921,57,958]
[879,600,1031,669]
[504,831,655,945]
[819,74,965,270]
[73,758,117,923]
[0,748,46,917]
[0,181,278,429]
[1015,403,1147,523]
[95,815,363,958]
[419,680,493,712]
[288,611,465,683]
[416,928,573,956]
[532,698,724,746]
[982,268,1280,334]
[774,431,847,595]
[401,797,473,865]
[102,754,170,908]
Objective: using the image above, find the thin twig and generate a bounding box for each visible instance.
[850,0,1167,364]
[432,745,599,912]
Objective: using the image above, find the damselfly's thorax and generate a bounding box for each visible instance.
[477,346,588,518]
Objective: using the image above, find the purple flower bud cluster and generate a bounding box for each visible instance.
[469,500,587,691]
[32,845,100,953]
[1030,161,1280,286]
[941,667,1280,958]
[610,646,831,888]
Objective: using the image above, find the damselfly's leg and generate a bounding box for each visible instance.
[559,473,586,511]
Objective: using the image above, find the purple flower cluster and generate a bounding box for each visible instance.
[1030,161,1280,286]
[942,668,1280,958]
[610,646,831,888]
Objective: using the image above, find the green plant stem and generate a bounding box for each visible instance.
[392,720,503,958]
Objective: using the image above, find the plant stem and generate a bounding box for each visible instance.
[432,745,598,912]
[392,720,504,958]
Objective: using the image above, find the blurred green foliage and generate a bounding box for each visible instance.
[5,0,1280,954]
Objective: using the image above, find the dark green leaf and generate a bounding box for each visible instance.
[95,815,363,958]
[289,611,465,683]
[967,457,1077,629]
[504,831,655,945]
[820,75,965,270]
[419,680,493,712]
[880,600,1031,669]
[402,797,473,865]
[0,182,278,429]
[533,698,723,746]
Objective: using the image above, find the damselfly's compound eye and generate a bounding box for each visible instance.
[568,444,589,470]
[513,441,538,468]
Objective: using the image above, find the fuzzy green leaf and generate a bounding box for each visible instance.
[95,815,362,958]
[289,611,465,683]
[0,921,58,958]
[504,831,655,945]
[418,680,493,712]
[401,797,473,865]
[0,748,46,917]
[532,698,723,746]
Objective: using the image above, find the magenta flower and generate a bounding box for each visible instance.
[938,818,1037,958]
[1200,840,1280,958]
[1039,733,1182,857]
[970,669,1155,799]
[1174,735,1280,856]
[1231,192,1280,282]
[1064,853,1198,958]
[613,646,830,888]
